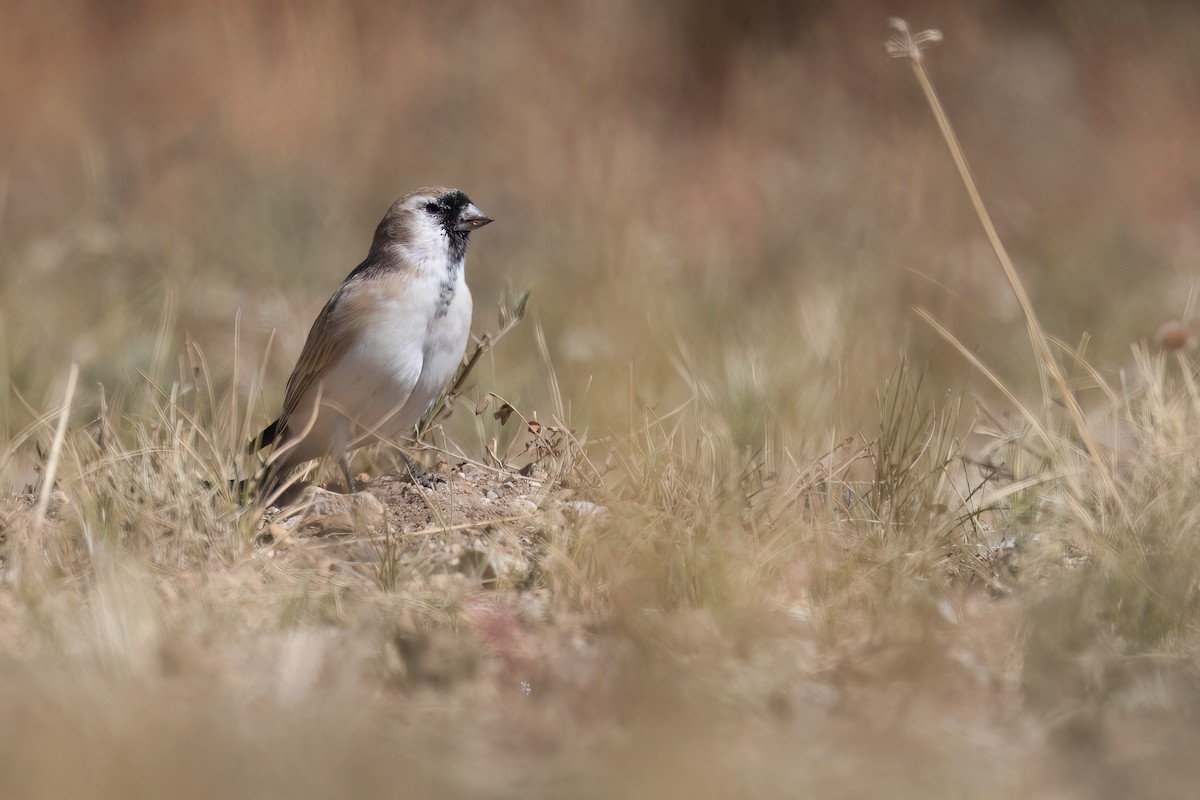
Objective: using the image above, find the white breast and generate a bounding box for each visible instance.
[327,269,471,449]
[273,236,475,476]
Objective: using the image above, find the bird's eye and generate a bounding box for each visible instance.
[423,202,439,213]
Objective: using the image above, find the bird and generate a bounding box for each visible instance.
[247,186,493,496]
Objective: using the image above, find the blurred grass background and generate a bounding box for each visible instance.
[4,2,1200,798]
[3,0,1197,444]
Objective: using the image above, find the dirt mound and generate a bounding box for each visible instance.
[255,464,594,592]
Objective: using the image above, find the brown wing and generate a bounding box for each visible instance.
[276,284,361,436]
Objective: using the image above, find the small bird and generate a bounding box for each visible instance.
[248,187,493,495]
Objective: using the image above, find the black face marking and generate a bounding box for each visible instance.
[434,191,473,318]
[358,190,475,285]
[439,190,472,270]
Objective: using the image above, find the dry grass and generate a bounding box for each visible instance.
[3,1,1200,797]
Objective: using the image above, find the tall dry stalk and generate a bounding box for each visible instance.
[33,362,78,533]
[886,18,1124,513]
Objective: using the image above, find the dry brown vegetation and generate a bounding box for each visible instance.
[3,1,1200,797]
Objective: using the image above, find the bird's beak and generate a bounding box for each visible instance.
[455,203,494,232]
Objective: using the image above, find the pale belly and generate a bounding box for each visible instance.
[280,282,472,466]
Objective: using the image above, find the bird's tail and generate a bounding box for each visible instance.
[248,419,280,454]
[226,420,280,501]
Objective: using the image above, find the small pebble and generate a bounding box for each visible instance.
[512,499,538,514]
[566,500,607,520]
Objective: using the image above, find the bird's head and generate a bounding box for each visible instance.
[370,187,492,266]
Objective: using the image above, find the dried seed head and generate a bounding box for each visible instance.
[886,17,943,63]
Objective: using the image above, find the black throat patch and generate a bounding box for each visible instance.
[433,191,471,319]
